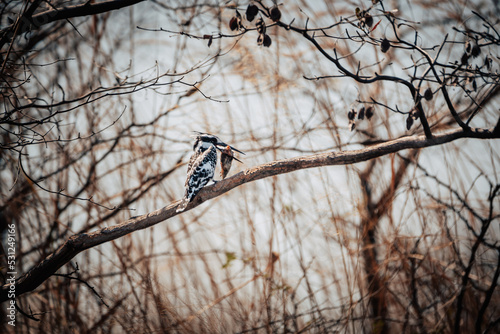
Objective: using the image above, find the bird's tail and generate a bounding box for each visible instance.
[176,196,190,213]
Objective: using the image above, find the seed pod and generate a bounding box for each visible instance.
[257,33,264,45]
[406,114,414,130]
[411,108,420,120]
[348,109,356,120]
[229,10,243,31]
[381,38,390,53]
[355,7,362,19]
[424,88,433,101]
[358,107,365,120]
[263,34,272,47]
[485,56,491,70]
[465,40,472,54]
[365,13,373,28]
[460,52,469,65]
[256,17,266,34]
[349,120,356,131]
[270,6,281,22]
[471,44,481,58]
[246,3,259,22]
[229,16,238,31]
[365,106,374,120]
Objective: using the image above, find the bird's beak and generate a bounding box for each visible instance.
[231,155,243,163]
[216,142,245,155]
[228,145,245,155]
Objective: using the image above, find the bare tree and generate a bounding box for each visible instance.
[1,0,499,333]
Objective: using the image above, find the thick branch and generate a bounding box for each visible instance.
[1,127,498,303]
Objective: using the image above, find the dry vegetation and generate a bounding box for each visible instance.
[0,0,499,333]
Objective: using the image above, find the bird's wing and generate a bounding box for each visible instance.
[185,145,216,188]
[186,150,199,174]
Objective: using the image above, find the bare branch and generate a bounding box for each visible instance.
[1,127,499,303]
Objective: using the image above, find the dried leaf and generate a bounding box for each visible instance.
[222,252,237,269]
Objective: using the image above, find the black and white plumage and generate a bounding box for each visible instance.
[176,132,244,213]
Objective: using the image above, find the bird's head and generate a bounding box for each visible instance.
[192,131,245,159]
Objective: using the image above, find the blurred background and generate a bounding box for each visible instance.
[0,0,499,333]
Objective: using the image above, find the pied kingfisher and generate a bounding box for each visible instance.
[176,132,244,212]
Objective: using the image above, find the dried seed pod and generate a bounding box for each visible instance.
[471,44,481,58]
[465,40,472,54]
[424,88,433,101]
[263,34,272,47]
[348,109,356,120]
[229,10,243,31]
[270,6,281,22]
[358,107,365,120]
[406,114,414,130]
[381,38,390,53]
[460,52,469,65]
[256,17,266,34]
[246,3,259,22]
[365,106,374,120]
[485,56,491,70]
[411,108,420,120]
[229,16,238,31]
[257,33,264,45]
[365,13,373,28]
[355,7,362,19]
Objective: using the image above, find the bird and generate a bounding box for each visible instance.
[220,145,242,179]
[176,132,244,213]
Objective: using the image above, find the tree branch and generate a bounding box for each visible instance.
[1,127,499,303]
[0,0,146,51]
